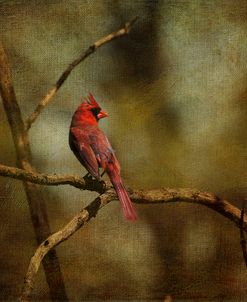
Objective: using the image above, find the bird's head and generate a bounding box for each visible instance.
[75,93,108,124]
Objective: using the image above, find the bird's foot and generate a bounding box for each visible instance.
[83,173,94,181]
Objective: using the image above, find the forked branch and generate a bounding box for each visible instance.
[20,192,114,302]
[0,162,246,233]
[1,15,246,302]
[0,162,246,232]
[20,185,247,301]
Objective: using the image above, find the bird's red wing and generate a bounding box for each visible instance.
[69,128,100,180]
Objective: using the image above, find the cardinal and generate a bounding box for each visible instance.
[69,93,137,221]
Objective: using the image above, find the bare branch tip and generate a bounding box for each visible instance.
[125,16,139,33]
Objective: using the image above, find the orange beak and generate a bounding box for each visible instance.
[97,110,108,119]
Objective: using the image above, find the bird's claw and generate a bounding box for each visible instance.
[84,173,94,181]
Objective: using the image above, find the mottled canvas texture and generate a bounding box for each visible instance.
[0,0,246,301]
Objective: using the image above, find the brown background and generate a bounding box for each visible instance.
[0,0,246,300]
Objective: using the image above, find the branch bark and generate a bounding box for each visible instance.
[130,188,247,232]
[0,163,106,193]
[1,162,246,232]
[25,17,138,130]
[0,162,246,233]
[0,18,138,300]
[20,186,247,301]
[0,42,68,301]
[20,192,114,302]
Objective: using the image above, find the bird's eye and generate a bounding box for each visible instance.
[91,107,101,117]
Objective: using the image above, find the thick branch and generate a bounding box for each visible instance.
[20,192,115,302]
[0,163,106,193]
[0,42,68,301]
[1,163,246,232]
[130,188,247,232]
[25,17,138,130]
[21,187,247,300]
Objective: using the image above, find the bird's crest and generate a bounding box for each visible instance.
[81,92,101,109]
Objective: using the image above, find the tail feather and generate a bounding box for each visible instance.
[113,182,137,221]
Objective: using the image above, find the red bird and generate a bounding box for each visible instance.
[69,93,137,221]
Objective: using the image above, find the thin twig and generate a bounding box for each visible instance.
[240,200,247,267]
[25,17,138,130]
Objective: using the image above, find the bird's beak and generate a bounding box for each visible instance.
[97,110,108,119]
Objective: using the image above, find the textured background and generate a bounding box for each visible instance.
[0,0,247,300]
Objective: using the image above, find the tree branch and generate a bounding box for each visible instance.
[20,192,114,302]
[130,188,247,232]
[1,16,246,298]
[24,17,138,130]
[20,186,247,300]
[1,163,246,233]
[0,42,68,301]
[0,163,106,193]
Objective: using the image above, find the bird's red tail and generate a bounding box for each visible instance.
[113,181,137,221]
